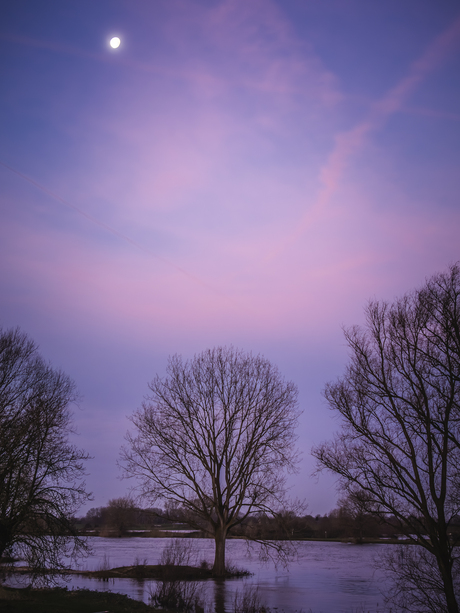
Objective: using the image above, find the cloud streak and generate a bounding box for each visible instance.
[269,13,460,261]
[2,0,460,514]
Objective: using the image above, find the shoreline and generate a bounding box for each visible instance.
[5,563,251,581]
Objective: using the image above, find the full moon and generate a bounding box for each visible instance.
[109,37,121,49]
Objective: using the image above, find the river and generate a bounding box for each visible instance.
[9,537,394,612]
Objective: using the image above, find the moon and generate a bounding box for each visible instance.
[109,37,121,49]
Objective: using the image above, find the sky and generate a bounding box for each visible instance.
[1,0,460,516]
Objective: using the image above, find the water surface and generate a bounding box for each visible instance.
[10,538,393,612]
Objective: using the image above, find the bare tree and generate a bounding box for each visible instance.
[337,490,377,543]
[0,327,91,582]
[313,264,460,613]
[121,346,300,576]
[379,544,459,613]
[105,496,136,536]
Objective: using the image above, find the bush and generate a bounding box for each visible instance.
[233,585,269,613]
[159,539,195,567]
[133,556,148,579]
[151,539,205,611]
[150,579,205,612]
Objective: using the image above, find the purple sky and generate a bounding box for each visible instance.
[1,0,460,516]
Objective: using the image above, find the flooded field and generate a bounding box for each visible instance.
[9,537,394,612]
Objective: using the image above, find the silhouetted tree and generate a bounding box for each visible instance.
[122,346,300,576]
[313,264,460,613]
[337,491,377,543]
[0,327,90,583]
[84,506,105,528]
[105,496,136,536]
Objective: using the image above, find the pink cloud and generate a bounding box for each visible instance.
[3,1,460,356]
[269,13,460,261]
[153,0,341,104]
[6,0,340,250]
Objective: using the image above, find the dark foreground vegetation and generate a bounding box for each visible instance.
[0,586,158,613]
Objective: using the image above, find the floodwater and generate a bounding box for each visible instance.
[9,537,394,612]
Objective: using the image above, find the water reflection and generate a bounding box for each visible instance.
[213,580,226,613]
[131,577,149,603]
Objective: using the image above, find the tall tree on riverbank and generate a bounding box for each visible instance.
[122,346,300,577]
[313,264,460,613]
[0,327,91,582]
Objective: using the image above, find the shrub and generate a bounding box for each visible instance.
[150,579,205,612]
[159,539,195,567]
[133,556,148,579]
[233,585,269,613]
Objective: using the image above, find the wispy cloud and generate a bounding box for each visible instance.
[268,13,460,261]
[0,160,227,297]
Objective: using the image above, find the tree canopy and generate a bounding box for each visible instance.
[0,327,90,582]
[313,263,460,613]
[122,346,300,576]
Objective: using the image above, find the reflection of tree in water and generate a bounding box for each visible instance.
[214,580,226,613]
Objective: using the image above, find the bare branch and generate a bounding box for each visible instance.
[0,326,91,585]
[121,346,300,576]
[313,263,460,613]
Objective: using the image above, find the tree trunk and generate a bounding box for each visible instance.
[438,556,459,613]
[0,523,12,560]
[212,526,227,577]
[445,587,459,613]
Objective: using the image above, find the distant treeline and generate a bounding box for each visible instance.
[75,496,460,542]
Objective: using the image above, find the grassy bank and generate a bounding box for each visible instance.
[0,586,160,613]
[9,562,251,581]
[86,563,250,580]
